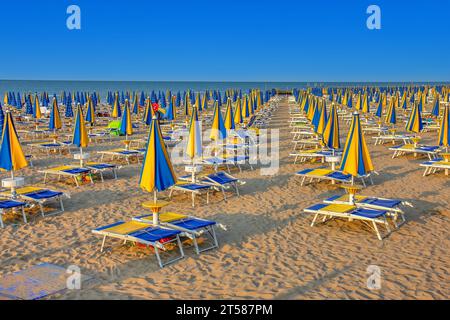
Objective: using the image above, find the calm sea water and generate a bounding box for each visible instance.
[0,80,447,100]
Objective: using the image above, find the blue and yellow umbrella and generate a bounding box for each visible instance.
[406,101,423,134]
[340,112,374,182]
[234,98,243,125]
[72,104,88,166]
[210,101,226,141]
[385,99,396,126]
[322,103,340,150]
[139,115,177,211]
[85,97,95,125]
[0,111,28,173]
[49,98,62,132]
[120,100,133,137]
[438,105,449,150]
[224,99,235,130]
[112,94,122,118]
[186,106,202,161]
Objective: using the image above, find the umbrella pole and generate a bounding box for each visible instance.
[152,191,159,225]
[10,170,16,198]
[80,147,83,167]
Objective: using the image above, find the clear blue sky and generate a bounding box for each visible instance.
[0,0,448,82]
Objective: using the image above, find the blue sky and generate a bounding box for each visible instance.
[0,0,448,81]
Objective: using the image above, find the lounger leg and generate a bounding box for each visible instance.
[60,198,65,212]
[100,236,107,252]
[154,246,163,268]
[100,172,104,183]
[372,221,382,240]
[0,213,3,228]
[221,188,227,201]
[113,169,118,179]
[310,213,319,227]
[206,191,209,204]
[44,173,48,184]
[192,193,195,208]
[234,182,240,196]
[20,206,27,224]
[39,203,45,218]
[74,176,79,187]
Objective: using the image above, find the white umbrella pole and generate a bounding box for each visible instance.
[153,191,159,225]
[80,147,83,167]
[10,170,16,198]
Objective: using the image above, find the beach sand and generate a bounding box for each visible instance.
[0,98,448,300]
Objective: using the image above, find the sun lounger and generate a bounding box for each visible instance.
[420,158,450,176]
[390,144,440,160]
[97,148,144,164]
[179,171,242,200]
[169,182,211,207]
[0,187,67,217]
[134,212,219,254]
[323,194,411,227]
[84,162,120,181]
[303,203,391,240]
[39,166,93,187]
[0,199,27,228]
[28,142,71,155]
[372,134,414,145]
[296,167,373,186]
[92,220,184,268]
[290,149,341,164]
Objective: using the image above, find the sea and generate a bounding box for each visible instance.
[0,80,448,100]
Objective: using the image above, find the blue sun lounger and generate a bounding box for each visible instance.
[303,203,391,240]
[134,212,219,254]
[0,199,27,228]
[0,187,66,217]
[390,144,440,160]
[323,194,411,227]
[179,171,242,200]
[92,220,185,268]
[40,166,94,187]
[169,182,211,207]
[296,167,373,187]
[84,162,119,181]
[98,149,144,164]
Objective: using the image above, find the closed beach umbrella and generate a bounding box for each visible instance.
[72,104,88,166]
[438,105,449,150]
[316,100,328,135]
[139,115,177,224]
[431,96,440,117]
[210,101,226,141]
[33,94,42,119]
[85,97,95,125]
[224,99,235,130]
[340,112,374,182]
[0,103,4,138]
[385,99,396,126]
[234,98,243,125]
[49,98,62,132]
[406,102,423,134]
[375,98,383,118]
[322,103,340,150]
[186,107,202,161]
[112,95,122,118]
[0,111,28,194]
[165,96,176,121]
[119,100,133,137]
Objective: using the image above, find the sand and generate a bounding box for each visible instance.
[0,98,448,300]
